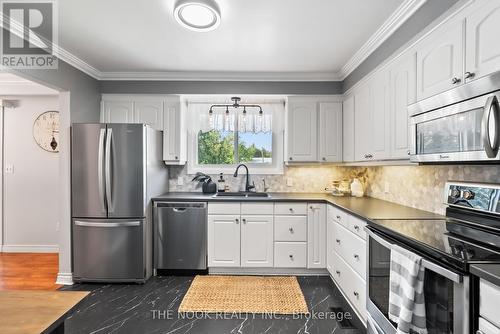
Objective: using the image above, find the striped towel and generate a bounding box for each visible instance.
[388,244,427,334]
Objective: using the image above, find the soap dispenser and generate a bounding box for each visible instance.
[217,173,226,192]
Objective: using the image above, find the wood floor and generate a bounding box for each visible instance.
[0,253,60,290]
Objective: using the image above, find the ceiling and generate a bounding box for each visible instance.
[57,0,413,80]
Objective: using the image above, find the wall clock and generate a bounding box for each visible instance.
[33,111,60,152]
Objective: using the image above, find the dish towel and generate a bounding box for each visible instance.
[388,244,427,334]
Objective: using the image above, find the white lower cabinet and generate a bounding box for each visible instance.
[307,203,326,268]
[241,215,274,267]
[208,215,241,267]
[480,279,500,329]
[274,242,307,268]
[207,201,327,270]
[327,204,367,322]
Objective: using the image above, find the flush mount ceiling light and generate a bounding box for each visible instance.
[173,0,221,32]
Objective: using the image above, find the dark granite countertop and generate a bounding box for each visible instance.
[152,192,442,222]
[470,264,500,287]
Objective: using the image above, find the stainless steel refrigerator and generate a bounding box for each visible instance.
[71,123,168,283]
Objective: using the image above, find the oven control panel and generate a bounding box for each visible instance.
[445,182,500,214]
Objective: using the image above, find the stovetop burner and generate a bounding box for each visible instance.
[370,218,500,270]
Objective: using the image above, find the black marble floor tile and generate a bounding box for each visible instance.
[61,276,366,334]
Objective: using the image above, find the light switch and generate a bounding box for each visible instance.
[177,176,184,186]
[286,178,293,187]
[384,182,390,194]
[4,164,14,174]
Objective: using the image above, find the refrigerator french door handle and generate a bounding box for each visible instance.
[74,221,141,227]
[97,128,106,213]
[105,128,114,213]
[482,95,500,158]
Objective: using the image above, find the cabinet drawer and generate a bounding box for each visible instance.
[241,203,274,215]
[479,317,500,334]
[274,242,307,268]
[480,279,500,328]
[335,254,367,321]
[275,203,307,215]
[274,216,307,241]
[332,222,366,278]
[328,205,349,228]
[348,215,367,240]
[208,203,241,215]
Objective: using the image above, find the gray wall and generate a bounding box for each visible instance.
[100,80,342,95]
[342,0,458,92]
[14,61,100,122]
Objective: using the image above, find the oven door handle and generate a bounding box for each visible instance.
[481,95,500,158]
[366,228,463,284]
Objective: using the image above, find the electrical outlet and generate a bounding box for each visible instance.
[4,164,13,174]
[384,182,390,194]
[177,176,184,186]
[286,178,293,187]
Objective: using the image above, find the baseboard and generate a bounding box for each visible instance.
[1,244,59,253]
[208,267,329,276]
[56,272,74,285]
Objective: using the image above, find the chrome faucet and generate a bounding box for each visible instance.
[233,164,255,192]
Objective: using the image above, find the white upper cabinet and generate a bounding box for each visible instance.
[416,19,464,100]
[163,98,186,164]
[319,102,343,162]
[240,215,274,267]
[354,84,372,161]
[389,53,416,159]
[286,99,318,162]
[307,203,326,269]
[370,71,391,160]
[342,96,355,162]
[101,101,134,124]
[134,101,163,131]
[465,0,500,83]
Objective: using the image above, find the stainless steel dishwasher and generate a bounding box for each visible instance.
[153,202,207,271]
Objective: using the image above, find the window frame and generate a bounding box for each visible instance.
[186,100,284,175]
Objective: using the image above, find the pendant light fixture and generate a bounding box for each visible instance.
[173,0,221,32]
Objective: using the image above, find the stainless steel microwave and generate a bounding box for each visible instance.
[409,71,500,163]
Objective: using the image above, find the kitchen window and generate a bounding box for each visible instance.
[187,99,284,174]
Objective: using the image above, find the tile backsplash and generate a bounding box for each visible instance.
[167,164,500,215]
[362,165,500,215]
[168,165,358,193]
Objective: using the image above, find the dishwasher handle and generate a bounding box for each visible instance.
[155,202,207,209]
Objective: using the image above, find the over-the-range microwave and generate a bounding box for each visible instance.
[409,71,500,163]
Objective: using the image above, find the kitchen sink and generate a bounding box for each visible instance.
[212,192,270,198]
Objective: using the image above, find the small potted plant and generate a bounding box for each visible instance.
[192,172,217,194]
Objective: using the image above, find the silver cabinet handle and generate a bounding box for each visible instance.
[354,225,360,230]
[235,218,239,224]
[335,270,340,275]
[465,71,475,79]
[289,157,293,161]
[322,157,326,161]
[451,77,461,84]
[482,95,500,158]
[242,218,247,224]
[353,291,359,298]
[336,239,341,244]
[289,208,294,212]
[289,227,294,233]
[289,254,294,260]
[354,254,359,260]
[336,215,341,220]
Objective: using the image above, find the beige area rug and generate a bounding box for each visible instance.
[178,275,309,314]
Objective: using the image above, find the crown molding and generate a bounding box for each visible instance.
[1,1,426,82]
[337,0,427,80]
[98,70,341,81]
